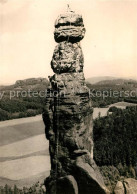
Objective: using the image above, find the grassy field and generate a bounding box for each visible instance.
[0,115,50,188]
[0,134,48,158]
[0,171,49,188]
[0,156,50,180]
[0,115,44,146]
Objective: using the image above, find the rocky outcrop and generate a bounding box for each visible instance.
[114,181,125,194]
[15,78,48,86]
[54,13,86,43]
[51,42,84,74]
[114,178,137,194]
[43,9,109,194]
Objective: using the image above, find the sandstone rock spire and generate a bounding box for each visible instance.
[43,8,109,194]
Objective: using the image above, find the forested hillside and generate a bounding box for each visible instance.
[0,78,49,121]
[93,106,137,190]
[86,80,137,107]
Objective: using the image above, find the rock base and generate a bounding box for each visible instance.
[114,178,137,194]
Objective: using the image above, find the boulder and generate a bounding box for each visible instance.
[114,181,125,194]
[54,13,86,43]
[114,178,137,194]
[55,13,84,28]
[54,26,86,43]
[124,178,137,194]
[73,157,110,194]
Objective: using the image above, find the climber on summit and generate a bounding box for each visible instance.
[67,4,74,13]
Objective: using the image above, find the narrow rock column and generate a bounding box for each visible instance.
[43,9,109,194]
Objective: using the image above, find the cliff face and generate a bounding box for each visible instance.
[43,10,109,194]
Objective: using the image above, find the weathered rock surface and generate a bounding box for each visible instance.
[54,13,86,43]
[43,9,109,194]
[55,13,84,28]
[74,157,110,194]
[114,181,125,194]
[43,73,94,174]
[54,26,86,43]
[114,178,137,194]
[45,175,78,194]
[51,42,84,73]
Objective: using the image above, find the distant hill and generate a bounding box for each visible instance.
[86,76,118,84]
[0,78,49,91]
[86,76,137,85]
[0,78,49,121]
[15,78,48,86]
[95,78,137,85]
[0,86,5,90]
[15,77,49,91]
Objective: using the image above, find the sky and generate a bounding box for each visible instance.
[0,0,137,84]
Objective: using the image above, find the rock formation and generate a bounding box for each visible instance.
[114,178,137,194]
[43,8,109,194]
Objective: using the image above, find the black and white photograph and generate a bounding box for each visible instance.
[0,0,137,193]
